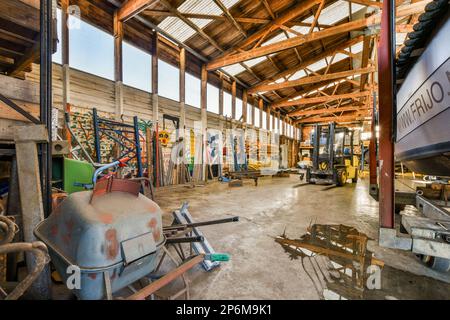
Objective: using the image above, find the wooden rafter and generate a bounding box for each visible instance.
[249,66,375,94]
[359,36,372,90]
[343,0,383,8]
[218,0,322,58]
[142,11,271,24]
[7,39,38,77]
[271,78,349,108]
[276,91,371,110]
[289,105,368,117]
[213,0,246,37]
[118,0,157,22]
[206,1,429,70]
[251,36,364,92]
[294,112,370,124]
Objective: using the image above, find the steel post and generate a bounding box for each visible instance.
[377,0,396,229]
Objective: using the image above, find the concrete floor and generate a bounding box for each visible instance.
[155,175,450,300]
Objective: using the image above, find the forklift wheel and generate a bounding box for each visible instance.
[337,170,347,186]
[352,169,358,183]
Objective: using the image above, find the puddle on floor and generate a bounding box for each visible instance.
[275,224,450,300]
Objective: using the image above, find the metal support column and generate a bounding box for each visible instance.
[40,0,52,218]
[369,92,378,197]
[377,0,396,229]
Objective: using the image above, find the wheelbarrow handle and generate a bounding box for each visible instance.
[92,157,131,184]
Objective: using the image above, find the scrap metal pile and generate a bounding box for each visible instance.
[0,216,50,300]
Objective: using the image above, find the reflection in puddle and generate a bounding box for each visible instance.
[275,224,450,300]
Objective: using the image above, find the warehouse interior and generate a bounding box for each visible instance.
[0,0,449,300]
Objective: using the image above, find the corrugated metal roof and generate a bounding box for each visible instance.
[222,63,246,76]
[245,56,267,67]
[317,0,350,25]
[158,0,240,44]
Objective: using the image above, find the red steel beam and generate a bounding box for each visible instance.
[377,0,395,229]
[369,93,378,194]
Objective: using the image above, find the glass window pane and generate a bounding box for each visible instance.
[207,83,219,114]
[247,104,253,124]
[158,60,179,101]
[254,106,260,127]
[69,15,114,80]
[223,92,232,117]
[123,41,151,92]
[262,111,267,130]
[53,8,62,64]
[186,73,201,108]
[235,98,243,121]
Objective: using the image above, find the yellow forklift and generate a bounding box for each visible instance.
[306,123,359,186]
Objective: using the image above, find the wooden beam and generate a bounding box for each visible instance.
[8,41,39,77]
[343,0,383,8]
[271,79,346,108]
[207,2,429,70]
[249,67,375,93]
[201,64,208,181]
[114,11,123,82]
[151,33,158,133]
[0,0,40,32]
[219,73,224,116]
[179,47,186,130]
[295,113,370,124]
[151,34,158,94]
[118,0,157,22]
[142,11,271,24]
[208,15,379,70]
[289,105,368,117]
[231,80,236,119]
[213,0,246,37]
[242,89,248,124]
[281,91,371,110]
[250,36,364,92]
[359,36,372,90]
[219,0,322,57]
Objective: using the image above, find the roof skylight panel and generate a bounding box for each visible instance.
[222,63,246,76]
[317,0,349,25]
[245,56,267,68]
[158,17,197,43]
[261,32,288,46]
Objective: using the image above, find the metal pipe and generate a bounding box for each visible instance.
[165,236,205,244]
[0,216,17,246]
[0,242,50,300]
[163,216,239,231]
[133,116,143,177]
[377,0,396,229]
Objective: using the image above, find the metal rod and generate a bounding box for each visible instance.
[92,108,102,163]
[133,116,143,177]
[163,216,239,231]
[165,236,205,244]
